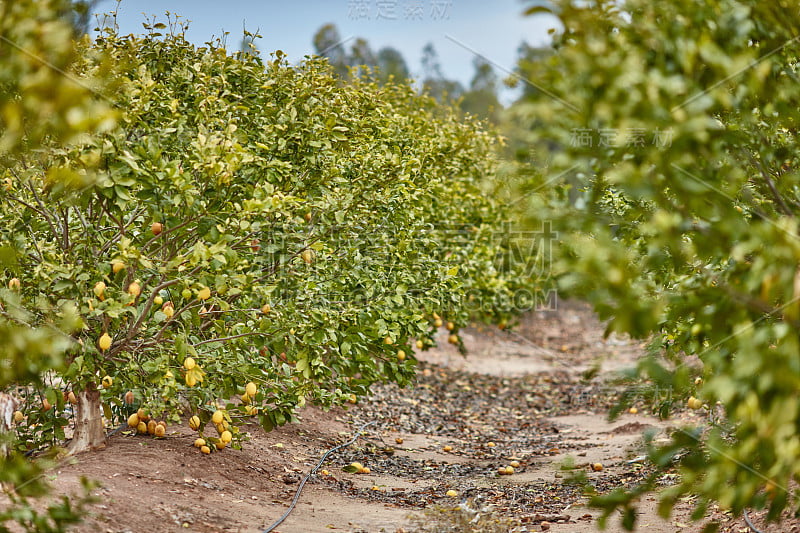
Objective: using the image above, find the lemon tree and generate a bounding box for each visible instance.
[516,0,800,528]
[2,24,524,455]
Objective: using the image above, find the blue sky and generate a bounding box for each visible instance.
[103,0,559,103]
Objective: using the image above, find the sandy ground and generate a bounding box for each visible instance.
[5,301,777,533]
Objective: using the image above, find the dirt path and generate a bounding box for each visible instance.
[38,301,758,532]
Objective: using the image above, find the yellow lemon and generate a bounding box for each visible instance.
[98,333,112,351]
[127,281,141,297]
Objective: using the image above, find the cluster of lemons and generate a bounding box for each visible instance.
[127,408,167,438]
[189,409,234,455]
[188,382,256,455]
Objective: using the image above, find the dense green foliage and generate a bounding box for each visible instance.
[517,0,800,528]
[0,0,114,529]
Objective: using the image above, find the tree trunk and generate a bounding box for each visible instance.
[67,384,106,455]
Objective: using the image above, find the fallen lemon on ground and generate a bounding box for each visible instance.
[445,490,458,497]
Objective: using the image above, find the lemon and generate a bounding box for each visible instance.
[200,445,211,454]
[188,415,201,430]
[128,413,140,427]
[211,410,224,425]
[98,333,112,351]
[445,490,458,497]
[13,410,24,423]
[220,430,232,444]
[397,350,406,361]
[183,357,196,370]
[93,281,106,299]
[245,382,257,397]
[127,281,141,298]
[101,375,113,388]
[194,438,206,448]
[197,286,211,300]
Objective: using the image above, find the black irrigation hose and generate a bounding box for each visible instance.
[261,420,376,533]
[743,509,764,533]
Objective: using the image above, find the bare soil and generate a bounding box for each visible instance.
[12,301,782,532]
